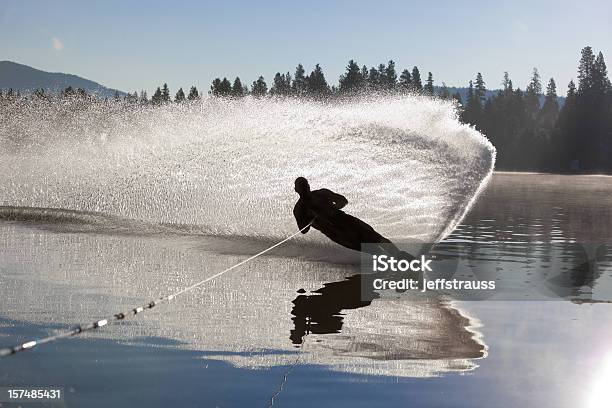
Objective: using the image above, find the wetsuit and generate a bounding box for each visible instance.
[293,188,398,254]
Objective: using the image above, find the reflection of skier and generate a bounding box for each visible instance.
[290,268,420,345]
[290,274,377,345]
[292,177,408,256]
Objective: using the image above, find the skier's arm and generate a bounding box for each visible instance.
[320,189,348,209]
[293,201,311,234]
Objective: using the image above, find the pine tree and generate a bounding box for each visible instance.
[423,72,434,95]
[461,80,474,123]
[573,47,611,171]
[219,78,232,96]
[285,72,292,94]
[465,73,486,129]
[477,71,532,170]
[175,87,186,102]
[377,63,387,86]
[399,69,412,91]
[508,88,530,169]
[339,59,363,93]
[251,76,268,97]
[589,51,612,171]
[368,67,380,89]
[126,91,138,103]
[210,78,231,96]
[33,88,46,100]
[502,71,513,93]
[139,90,149,104]
[567,79,577,103]
[383,60,397,89]
[270,73,283,96]
[411,67,422,92]
[361,65,369,83]
[187,86,200,100]
[526,68,542,94]
[292,64,307,96]
[578,46,596,95]
[593,52,611,94]
[161,83,170,102]
[270,72,291,96]
[554,80,578,171]
[306,64,330,97]
[438,82,450,99]
[59,88,75,100]
[539,78,559,129]
[231,78,244,97]
[151,87,162,105]
[474,72,486,104]
[525,67,542,119]
[210,78,222,96]
[61,86,74,98]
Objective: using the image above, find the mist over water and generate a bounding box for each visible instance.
[0,95,495,243]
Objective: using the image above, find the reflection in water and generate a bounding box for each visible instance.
[290,266,425,346]
[290,275,380,344]
[428,241,612,301]
[287,266,484,366]
[290,274,377,345]
[440,173,612,302]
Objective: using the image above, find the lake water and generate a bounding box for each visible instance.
[1,172,611,407]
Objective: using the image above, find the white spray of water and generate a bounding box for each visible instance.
[0,95,495,243]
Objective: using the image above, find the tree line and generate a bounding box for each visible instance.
[459,46,611,173]
[208,60,437,98]
[0,60,440,104]
[1,46,610,173]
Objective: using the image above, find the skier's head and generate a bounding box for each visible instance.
[294,177,310,196]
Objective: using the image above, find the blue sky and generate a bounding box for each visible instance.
[1,0,611,94]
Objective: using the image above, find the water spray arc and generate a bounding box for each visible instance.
[0,95,495,244]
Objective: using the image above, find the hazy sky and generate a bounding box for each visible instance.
[1,0,611,94]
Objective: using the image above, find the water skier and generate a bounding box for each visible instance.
[293,177,409,257]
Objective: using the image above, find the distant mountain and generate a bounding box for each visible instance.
[0,61,124,98]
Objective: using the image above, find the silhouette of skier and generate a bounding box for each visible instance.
[293,177,408,257]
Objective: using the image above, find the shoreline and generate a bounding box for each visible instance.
[494,170,612,177]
